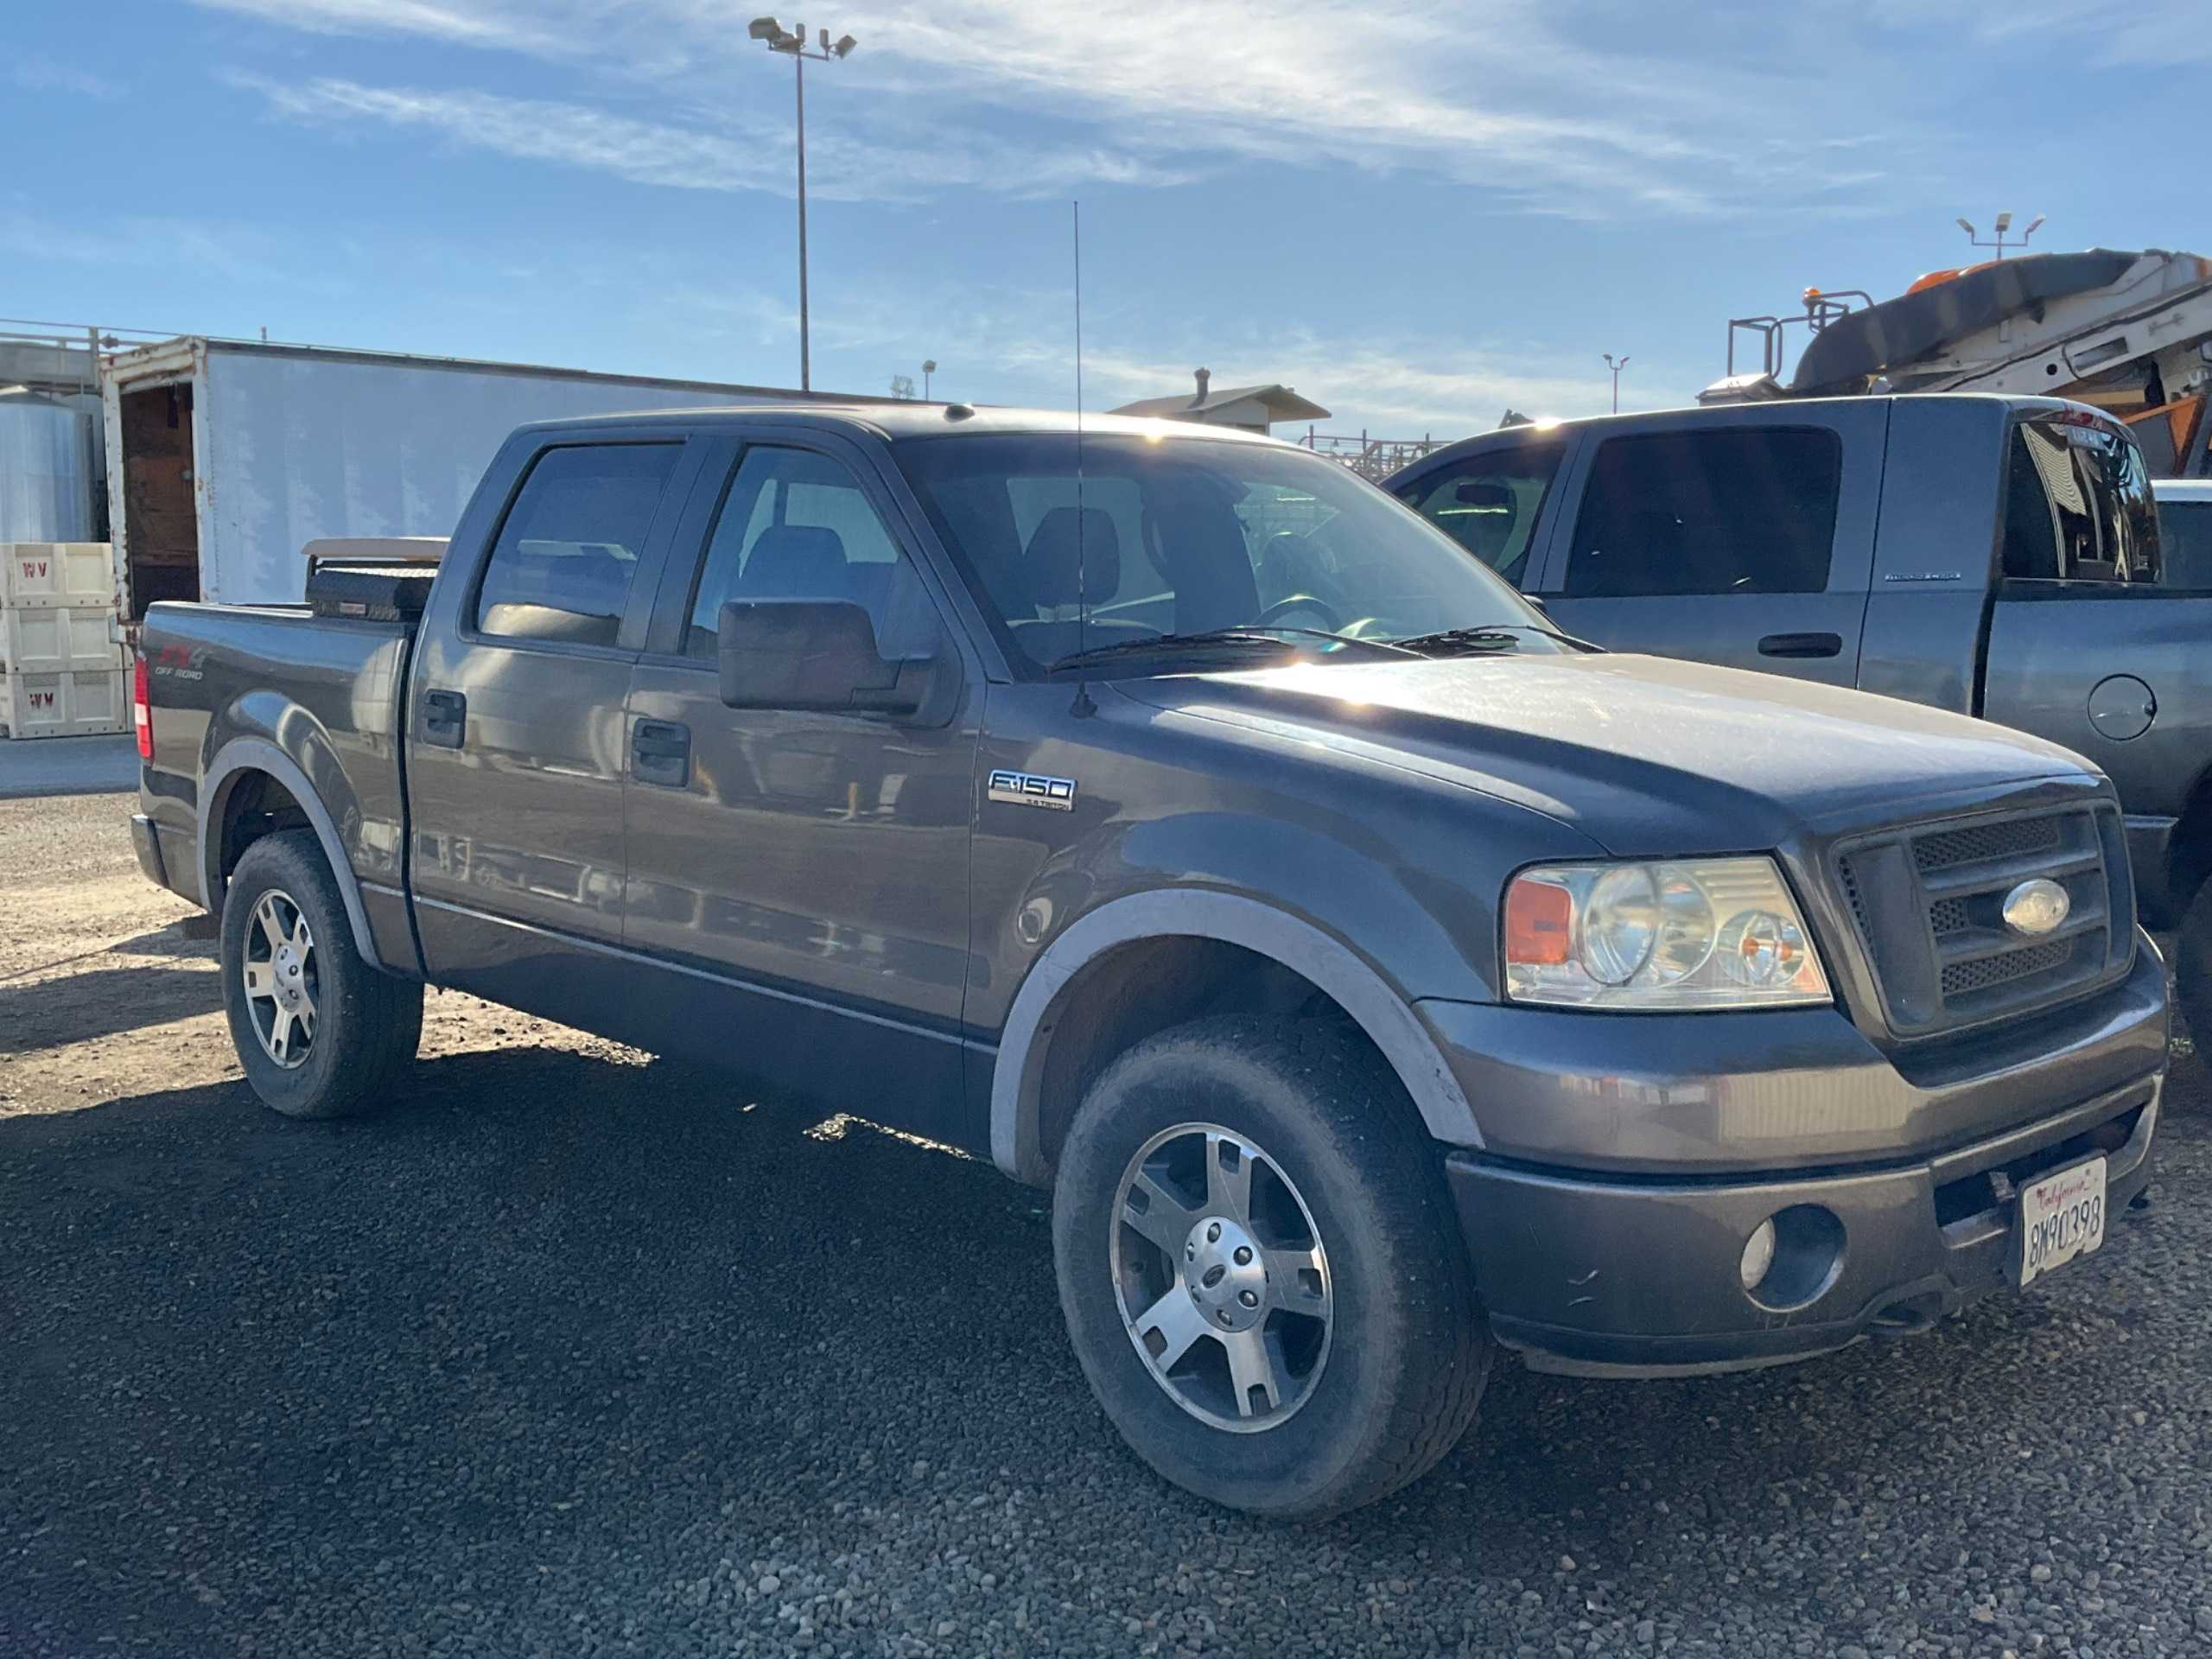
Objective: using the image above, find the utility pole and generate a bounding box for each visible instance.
[748,17,857,392]
[1603,353,1630,414]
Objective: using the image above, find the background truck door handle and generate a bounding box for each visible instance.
[632,719,691,788]
[1758,632,1843,659]
[422,690,467,747]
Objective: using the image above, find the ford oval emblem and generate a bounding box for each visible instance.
[2001,878,2070,938]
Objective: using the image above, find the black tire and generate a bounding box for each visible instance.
[1052,1014,1491,1518]
[2178,880,2212,1052]
[219,830,423,1120]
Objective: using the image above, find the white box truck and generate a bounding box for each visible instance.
[99,338,849,617]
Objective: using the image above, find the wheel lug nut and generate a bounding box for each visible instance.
[1238,1289,1258,1308]
[1216,1310,1233,1325]
[1185,1243,1195,1261]
[1233,1246,1253,1266]
[1206,1222,1221,1243]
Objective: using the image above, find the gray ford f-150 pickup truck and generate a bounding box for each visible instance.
[134,404,2167,1517]
[1387,395,2212,1036]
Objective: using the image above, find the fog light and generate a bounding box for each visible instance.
[1738,1217,1777,1290]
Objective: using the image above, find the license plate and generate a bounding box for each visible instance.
[2017,1155,2107,1287]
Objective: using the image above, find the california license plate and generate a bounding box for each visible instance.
[2017,1156,2107,1287]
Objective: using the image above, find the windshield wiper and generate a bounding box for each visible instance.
[1047,626,1416,674]
[1392,622,1598,656]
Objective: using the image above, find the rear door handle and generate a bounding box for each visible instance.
[1758,632,1843,659]
[423,689,467,748]
[632,718,690,788]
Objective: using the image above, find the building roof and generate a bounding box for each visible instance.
[1109,382,1332,424]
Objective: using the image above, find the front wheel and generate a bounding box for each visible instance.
[1052,1014,1491,1517]
[219,830,423,1119]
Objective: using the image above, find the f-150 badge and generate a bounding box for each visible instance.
[988,768,1076,810]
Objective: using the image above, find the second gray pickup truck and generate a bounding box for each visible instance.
[1389,395,2212,1035]
[134,404,2165,1516]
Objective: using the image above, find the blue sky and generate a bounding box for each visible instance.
[6,1,2209,434]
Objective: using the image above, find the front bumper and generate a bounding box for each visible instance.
[1424,940,2169,1377]
[1448,1074,2158,1376]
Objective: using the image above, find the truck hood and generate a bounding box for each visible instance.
[1118,651,2098,855]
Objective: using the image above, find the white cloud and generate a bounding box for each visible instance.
[11,54,124,99]
[195,0,1906,218]
[226,73,1197,201]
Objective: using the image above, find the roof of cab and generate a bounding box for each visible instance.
[507,401,1294,446]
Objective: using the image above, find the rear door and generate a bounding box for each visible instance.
[1531,404,1885,687]
[405,431,702,1036]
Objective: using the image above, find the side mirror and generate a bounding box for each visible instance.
[717,599,946,719]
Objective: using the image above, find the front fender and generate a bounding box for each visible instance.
[988,888,1484,1184]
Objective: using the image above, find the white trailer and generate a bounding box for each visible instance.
[99,338,845,616]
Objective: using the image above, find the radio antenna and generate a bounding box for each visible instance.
[1070,199,1096,715]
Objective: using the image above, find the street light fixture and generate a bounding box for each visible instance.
[1602,352,1630,414]
[750,16,857,392]
[1955,212,2044,261]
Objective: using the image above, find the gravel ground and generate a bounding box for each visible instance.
[3,791,2209,1658]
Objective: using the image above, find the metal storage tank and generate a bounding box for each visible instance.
[0,391,99,542]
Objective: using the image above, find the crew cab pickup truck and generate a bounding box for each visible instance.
[1389,396,2212,1039]
[135,404,2167,1517]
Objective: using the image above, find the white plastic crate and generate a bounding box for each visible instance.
[0,606,124,677]
[1,543,114,610]
[2,667,129,740]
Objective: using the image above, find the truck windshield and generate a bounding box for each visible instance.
[893,432,1560,676]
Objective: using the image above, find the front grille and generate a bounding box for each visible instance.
[1831,804,2133,1039]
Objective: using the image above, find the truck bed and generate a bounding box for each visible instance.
[136,596,418,969]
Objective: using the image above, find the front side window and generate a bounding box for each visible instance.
[686,446,933,659]
[1395,442,1565,586]
[1563,428,1841,598]
[475,443,679,646]
[2002,416,2162,583]
[892,432,1557,676]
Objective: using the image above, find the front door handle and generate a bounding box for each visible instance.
[423,689,467,748]
[632,718,690,788]
[1758,632,1843,659]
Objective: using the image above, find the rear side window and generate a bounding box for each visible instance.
[2001,416,2161,583]
[2159,498,2212,589]
[1563,428,1841,598]
[1395,442,1564,586]
[475,444,680,646]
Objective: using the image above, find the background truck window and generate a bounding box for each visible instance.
[2001,416,2162,583]
[1397,443,1565,586]
[1563,428,1842,598]
[2158,497,2212,589]
[474,443,679,646]
[686,446,933,660]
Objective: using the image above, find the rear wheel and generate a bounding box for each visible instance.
[220,830,422,1119]
[1052,1014,1491,1517]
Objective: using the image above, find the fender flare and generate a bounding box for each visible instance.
[197,737,381,969]
[988,889,1483,1184]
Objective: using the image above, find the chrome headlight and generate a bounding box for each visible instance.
[1503,857,1831,1010]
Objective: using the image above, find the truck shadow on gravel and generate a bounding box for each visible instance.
[3,1046,2207,1655]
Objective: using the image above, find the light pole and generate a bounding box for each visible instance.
[1603,352,1630,414]
[922,359,937,401]
[748,16,856,392]
[1955,212,2044,261]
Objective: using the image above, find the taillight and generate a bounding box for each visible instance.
[132,654,152,760]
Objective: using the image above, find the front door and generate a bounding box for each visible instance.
[1533,406,1885,689]
[405,435,697,1038]
[620,434,985,1146]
